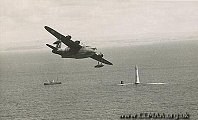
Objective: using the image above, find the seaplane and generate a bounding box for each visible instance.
[44,26,113,67]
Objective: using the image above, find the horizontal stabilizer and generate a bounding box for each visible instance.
[46,44,57,50]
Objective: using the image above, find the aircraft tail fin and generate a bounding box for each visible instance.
[53,39,61,49]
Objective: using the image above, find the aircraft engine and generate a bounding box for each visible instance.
[65,35,71,40]
[99,53,103,57]
[75,40,80,45]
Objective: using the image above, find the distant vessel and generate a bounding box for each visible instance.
[118,65,140,86]
[120,81,124,84]
[44,79,61,85]
[134,65,140,84]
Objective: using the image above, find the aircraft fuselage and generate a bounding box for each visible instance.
[52,46,96,59]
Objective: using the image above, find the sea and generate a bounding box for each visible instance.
[0,40,198,120]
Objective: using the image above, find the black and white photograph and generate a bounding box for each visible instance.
[0,0,198,119]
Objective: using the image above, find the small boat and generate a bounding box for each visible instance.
[44,79,61,85]
[120,81,124,84]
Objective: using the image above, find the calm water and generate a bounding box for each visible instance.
[0,41,198,120]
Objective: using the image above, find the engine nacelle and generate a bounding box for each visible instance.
[65,35,71,40]
[98,53,103,57]
[75,40,80,45]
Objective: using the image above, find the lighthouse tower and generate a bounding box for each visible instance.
[135,65,140,84]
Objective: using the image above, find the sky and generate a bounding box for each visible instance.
[0,0,198,51]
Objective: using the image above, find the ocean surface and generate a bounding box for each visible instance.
[0,40,198,120]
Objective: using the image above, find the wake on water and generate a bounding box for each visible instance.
[117,82,167,86]
[118,65,167,86]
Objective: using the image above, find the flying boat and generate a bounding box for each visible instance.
[44,26,113,67]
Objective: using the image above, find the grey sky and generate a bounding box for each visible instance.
[1,0,198,51]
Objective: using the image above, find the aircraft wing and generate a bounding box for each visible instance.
[44,26,82,50]
[90,54,113,65]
